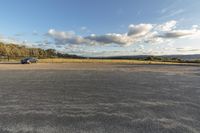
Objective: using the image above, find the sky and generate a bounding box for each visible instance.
[0,0,200,56]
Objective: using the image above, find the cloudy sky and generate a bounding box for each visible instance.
[0,0,200,56]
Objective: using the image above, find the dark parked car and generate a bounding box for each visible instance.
[21,57,38,64]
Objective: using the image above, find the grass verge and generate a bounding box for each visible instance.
[38,58,185,65]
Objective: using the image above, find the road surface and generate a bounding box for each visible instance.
[0,63,199,133]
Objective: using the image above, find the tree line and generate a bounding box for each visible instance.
[0,42,82,60]
[1,42,199,63]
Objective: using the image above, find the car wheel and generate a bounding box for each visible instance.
[27,60,31,64]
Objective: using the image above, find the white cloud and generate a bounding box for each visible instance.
[158,29,197,38]
[85,33,134,46]
[48,29,75,40]
[192,25,199,29]
[128,24,153,36]
[47,29,136,46]
[47,21,200,47]
[47,29,87,45]
[167,9,185,18]
[156,20,177,31]
[0,35,36,47]
[139,45,144,50]
[176,47,200,52]
[160,8,185,19]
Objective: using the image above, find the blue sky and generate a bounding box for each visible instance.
[0,0,200,56]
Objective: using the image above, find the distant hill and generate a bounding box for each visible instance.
[92,54,200,61]
[161,54,200,61]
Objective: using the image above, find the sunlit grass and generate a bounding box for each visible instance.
[0,59,20,62]
[1,58,198,65]
[38,58,182,65]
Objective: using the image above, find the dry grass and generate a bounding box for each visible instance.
[38,58,182,65]
[1,58,199,65]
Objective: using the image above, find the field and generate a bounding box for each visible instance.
[38,58,183,64]
[1,58,200,65]
[0,58,187,64]
[0,63,200,133]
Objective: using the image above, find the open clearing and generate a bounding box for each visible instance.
[0,63,200,133]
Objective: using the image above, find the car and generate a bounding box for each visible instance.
[21,57,38,64]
